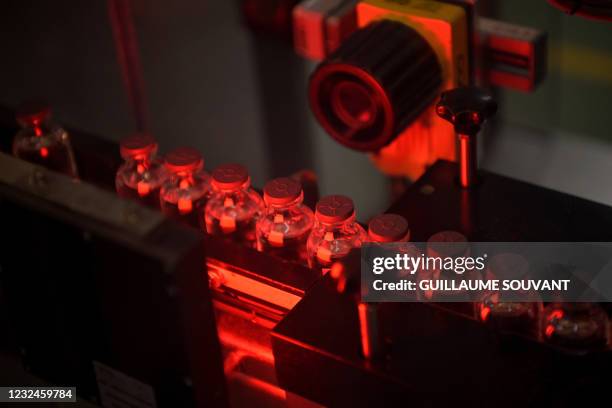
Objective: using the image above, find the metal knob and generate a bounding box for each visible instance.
[436,87,497,188]
[309,19,442,152]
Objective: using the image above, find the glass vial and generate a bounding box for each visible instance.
[477,253,541,338]
[367,213,410,243]
[421,230,476,318]
[256,177,314,263]
[115,133,167,209]
[205,163,264,245]
[160,147,211,227]
[542,302,609,351]
[13,101,78,178]
[306,195,367,274]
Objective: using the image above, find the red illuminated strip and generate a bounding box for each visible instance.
[358,303,373,359]
[227,371,286,401]
[207,258,302,311]
[217,325,275,364]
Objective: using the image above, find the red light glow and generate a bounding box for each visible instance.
[179,179,191,189]
[39,147,49,158]
[358,303,374,359]
[480,306,491,322]
[268,230,284,246]
[207,258,303,311]
[330,262,344,279]
[220,214,237,232]
[550,310,564,320]
[316,246,332,263]
[137,181,150,197]
[178,197,193,214]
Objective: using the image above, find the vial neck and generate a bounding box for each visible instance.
[33,124,43,137]
[177,172,196,188]
[216,179,251,195]
[268,196,303,211]
[369,232,410,243]
[20,120,47,137]
[128,154,154,175]
[319,214,356,230]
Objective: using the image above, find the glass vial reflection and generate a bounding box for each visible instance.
[13,101,78,178]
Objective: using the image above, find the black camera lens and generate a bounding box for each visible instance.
[309,20,442,152]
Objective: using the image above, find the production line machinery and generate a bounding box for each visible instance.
[2,0,612,407]
[1,93,612,407]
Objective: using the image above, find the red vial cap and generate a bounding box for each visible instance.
[212,163,249,190]
[165,147,204,173]
[16,100,51,125]
[119,133,157,159]
[315,195,354,224]
[368,213,409,242]
[264,177,303,206]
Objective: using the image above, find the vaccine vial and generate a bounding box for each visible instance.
[256,177,315,263]
[115,133,167,209]
[306,195,367,274]
[205,163,264,245]
[160,147,211,227]
[477,253,541,338]
[542,302,609,350]
[12,101,78,178]
[368,213,419,300]
[367,213,410,243]
[422,230,476,318]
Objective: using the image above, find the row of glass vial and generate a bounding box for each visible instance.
[9,105,410,271]
[114,133,411,272]
[423,236,611,352]
[479,298,610,351]
[13,106,609,352]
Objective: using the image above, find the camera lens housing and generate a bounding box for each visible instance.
[309,19,442,152]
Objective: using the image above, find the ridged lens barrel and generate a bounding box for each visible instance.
[309,19,442,152]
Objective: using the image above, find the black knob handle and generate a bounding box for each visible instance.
[436,87,497,136]
[309,19,442,152]
[435,87,497,188]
